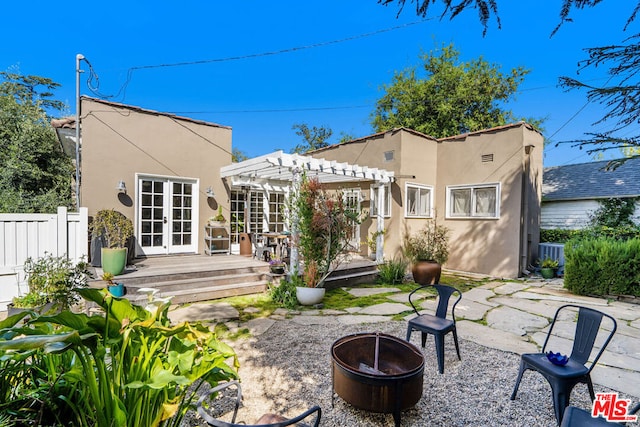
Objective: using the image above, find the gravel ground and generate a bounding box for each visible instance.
[185,319,632,427]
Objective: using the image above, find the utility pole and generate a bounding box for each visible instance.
[75,53,84,211]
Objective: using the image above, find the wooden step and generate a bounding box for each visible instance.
[125,281,270,305]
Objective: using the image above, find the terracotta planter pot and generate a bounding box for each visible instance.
[411,260,442,285]
[296,286,326,306]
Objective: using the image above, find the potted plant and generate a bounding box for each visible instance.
[292,176,360,305]
[101,272,125,297]
[91,209,134,276]
[366,229,385,260]
[539,256,559,279]
[9,253,91,315]
[403,221,450,285]
[269,257,286,275]
[208,206,226,226]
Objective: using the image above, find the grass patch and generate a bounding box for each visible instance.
[209,273,486,322]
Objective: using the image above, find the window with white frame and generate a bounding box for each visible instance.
[268,192,287,233]
[370,184,391,218]
[447,183,500,218]
[405,183,432,218]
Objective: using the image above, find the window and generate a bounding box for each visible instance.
[370,184,391,218]
[268,192,287,233]
[405,183,432,218]
[447,183,500,218]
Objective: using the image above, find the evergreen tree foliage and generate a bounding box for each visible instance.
[290,123,333,154]
[371,44,535,138]
[0,70,73,212]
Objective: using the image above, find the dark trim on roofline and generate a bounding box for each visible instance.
[80,96,231,130]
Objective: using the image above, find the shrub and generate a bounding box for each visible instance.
[12,254,91,310]
[270,277,299,309]
[540,229,580,243]
[377,256,409,285]
[564,237,640,297]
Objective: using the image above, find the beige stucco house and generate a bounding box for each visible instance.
[58,97,542,279]
[71,97,232,257]
[307,123,544,278]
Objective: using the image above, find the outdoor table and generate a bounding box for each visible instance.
[260,232,289,260]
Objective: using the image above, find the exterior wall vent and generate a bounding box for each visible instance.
[384,151,394,162]
[481,154,494,163]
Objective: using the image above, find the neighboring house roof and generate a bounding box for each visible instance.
[543,157,640,201]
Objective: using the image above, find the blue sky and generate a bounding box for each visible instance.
[1,1,635,167]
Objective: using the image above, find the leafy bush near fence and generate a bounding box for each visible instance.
[564,237,640,297]
[540,228,579,243]
[541,226,640,243]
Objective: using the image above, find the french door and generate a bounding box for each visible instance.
[137,176,198,255]
[343,188,361,250]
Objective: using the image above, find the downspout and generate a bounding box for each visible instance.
[75,54,84,211]
[520,145,534,275]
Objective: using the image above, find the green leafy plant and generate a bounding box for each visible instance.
[0,288,239,427]
[90,209,134,248]
[293,175,361,287]
[12,254,91,310]
[539,256,559,269]
[403,221,450,264]
[101,272,114,284]
[377,256,409,285]
[211,206,226,223]
[269,277,299,309]
[367,229,385,253]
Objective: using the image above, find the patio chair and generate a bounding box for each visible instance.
[561,402,639,426]
[197,381,321,427]
[253,235,272,261]
[511,304,617,425]
[405,284,462,374]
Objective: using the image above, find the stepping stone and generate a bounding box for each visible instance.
[245,318,275,336]
[345,307,362,313]
[337,314,391,325]
[493,283,528,295]
[345,287,401,297]
[511,291,607,306]
[457,320,538,355]
[486,306,549,336]
[388,293,412,303]
[168,302,238,324]
[243,307,261,314]
[491,296,563,319]
[322,309,347,315]
[358,302,410,316]
[454,300,494,321]
[461,288,500,306]
[273,308,289,316]
[291,315,337,326]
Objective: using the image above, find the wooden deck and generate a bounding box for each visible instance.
[93,253,379,305]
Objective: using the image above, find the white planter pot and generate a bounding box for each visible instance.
[296,286,326,306]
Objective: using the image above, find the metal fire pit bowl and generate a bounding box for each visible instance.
[331,332,424,427]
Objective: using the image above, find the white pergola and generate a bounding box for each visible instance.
[220,150,394,270]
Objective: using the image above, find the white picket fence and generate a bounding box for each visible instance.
[0,207,88,311]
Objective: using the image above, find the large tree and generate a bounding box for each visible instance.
[379,0,640,165]
[290,123,333,154]
[0,71,73,212]
[371,44,535,138]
